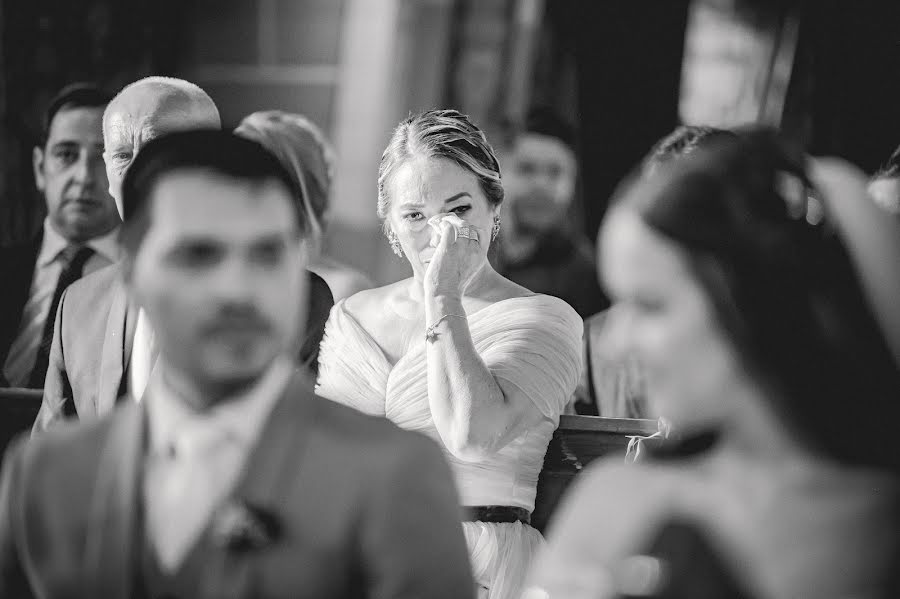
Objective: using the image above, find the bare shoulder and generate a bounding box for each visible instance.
[483,273,577,313]
[310,260,374,302]
[342,279,412,331]
[461,272,535,314]
[479,276,582,331]
[344,280,404,317]
[486,272,534,302]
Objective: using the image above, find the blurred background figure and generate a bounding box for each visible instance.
[495,108,607,318]
[868,144,900,217]
[0,83,119,389]
[527,130,900,599]
[235,111,373,301]
[574,125,736,417]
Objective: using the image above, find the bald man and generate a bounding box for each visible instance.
[32,77,333,433]
[102,77,221,207]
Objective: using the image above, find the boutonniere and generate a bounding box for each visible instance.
[211,500,282,554]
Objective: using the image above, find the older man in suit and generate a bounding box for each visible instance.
[0,130,473,598]
[31,76,333,433]
[0,83,120,389]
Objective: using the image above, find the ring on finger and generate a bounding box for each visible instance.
[457,225,478,242]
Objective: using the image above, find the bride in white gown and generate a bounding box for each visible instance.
[316,109,582,599]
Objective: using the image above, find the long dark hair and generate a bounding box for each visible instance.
[616,128,900,473]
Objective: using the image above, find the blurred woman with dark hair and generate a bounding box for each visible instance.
[526,130,900,599]
[576,125,737,418]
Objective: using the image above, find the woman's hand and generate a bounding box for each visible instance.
[423,213,484,298]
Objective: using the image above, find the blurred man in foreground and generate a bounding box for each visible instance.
[0,131,473,599]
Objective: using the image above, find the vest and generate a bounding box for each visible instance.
[136,523,218,599]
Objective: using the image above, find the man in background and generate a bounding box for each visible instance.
[0,83,119,388]
[31,76,223,429]
[495,108,607,318]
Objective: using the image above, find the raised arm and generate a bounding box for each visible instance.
[424,292,548,461]
[423,218,581,461]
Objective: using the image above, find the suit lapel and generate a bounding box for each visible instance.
[200,373,318,599]
[97,272,136,415]
[83,400,145,598]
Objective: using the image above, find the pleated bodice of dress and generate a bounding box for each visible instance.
[316,294,582,512]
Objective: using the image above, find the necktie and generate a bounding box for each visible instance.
[28,246,94,387]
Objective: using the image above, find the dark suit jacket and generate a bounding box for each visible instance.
[32,263,334,433]
[0,231,42,371]
[0,375,474,598]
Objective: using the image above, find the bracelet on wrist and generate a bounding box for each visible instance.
[425,313,467,342]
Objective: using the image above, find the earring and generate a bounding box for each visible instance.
[387,230,403,257]
[491,214,501,241]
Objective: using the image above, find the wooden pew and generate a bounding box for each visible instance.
[532,415,661,533]
[0,388,41,454]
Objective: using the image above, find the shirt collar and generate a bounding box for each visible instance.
[37,218,121,267]
[146,357,294,459]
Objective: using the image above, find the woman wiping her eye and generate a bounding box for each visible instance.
[315,109,583,599]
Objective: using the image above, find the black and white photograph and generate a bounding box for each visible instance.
[0,1,898,597]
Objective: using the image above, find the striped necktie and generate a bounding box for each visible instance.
[28,245,94,387]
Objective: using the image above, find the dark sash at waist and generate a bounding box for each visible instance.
[463,505,531,525]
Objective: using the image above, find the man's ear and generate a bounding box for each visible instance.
[33,146,47,192]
